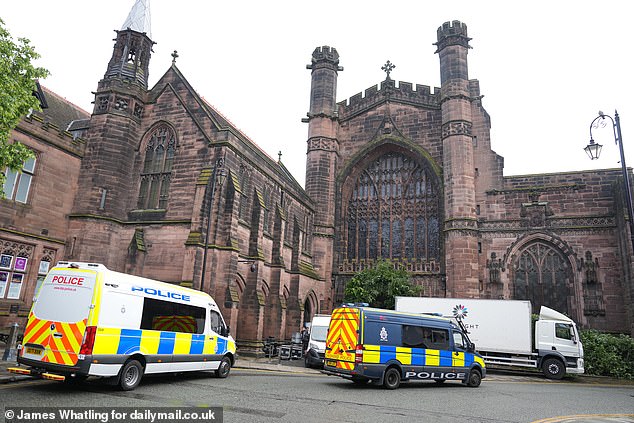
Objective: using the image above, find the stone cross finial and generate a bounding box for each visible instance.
[381,60,396,79]
[278,151,282,162]
[171,50,179,64]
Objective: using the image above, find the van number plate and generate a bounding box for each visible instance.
[25,347,42,356]
[326,359,337,367]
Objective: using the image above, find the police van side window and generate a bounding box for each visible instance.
[453,332,466,350]
[427,328,449,350]
[210,310,223,334]
[402,325,426,348]
[140,297,206,334]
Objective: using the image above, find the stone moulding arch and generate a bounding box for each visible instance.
[336,134,442,186]
[136,120,179,152]
[502,231,582,321]
[304,289,319,315]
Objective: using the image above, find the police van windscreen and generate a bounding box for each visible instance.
[311,325,329,342]
[32,270,97,322]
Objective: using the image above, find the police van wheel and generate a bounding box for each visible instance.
[383,367,401,390]
[119,360,143,391]
[215,356,231,378]
[466,369,482,388]
[542,357,565,380]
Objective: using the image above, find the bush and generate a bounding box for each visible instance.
[580,330,634,379]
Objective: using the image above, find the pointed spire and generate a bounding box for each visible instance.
[121,0,152,39]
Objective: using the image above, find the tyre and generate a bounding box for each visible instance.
[215,356,232,378]
[119,360,143,391]
[383,367,401,390]
[541,357,565,380]
[466,369,482,388]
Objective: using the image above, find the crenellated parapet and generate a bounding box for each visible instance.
[434,20,472,52]
[306,46,343,72]
[337,80,440,119]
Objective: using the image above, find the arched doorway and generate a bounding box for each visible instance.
[512,241,572,315]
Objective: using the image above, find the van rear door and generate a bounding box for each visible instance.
[325,307,359,370]
[21,268,97,366]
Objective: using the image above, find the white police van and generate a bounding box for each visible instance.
[9,262,236,390]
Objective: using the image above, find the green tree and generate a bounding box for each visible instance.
[0,18,49,197]
[343,259,422,309]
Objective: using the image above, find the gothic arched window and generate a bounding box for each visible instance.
[137,125,175,210]
[345,152,441,262]
[513,241,570,315]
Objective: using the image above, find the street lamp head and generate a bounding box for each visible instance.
[584,138,602,160]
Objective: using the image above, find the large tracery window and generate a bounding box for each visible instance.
[345,152,440,263]
[137,125,175,210]
[513,241,570,315]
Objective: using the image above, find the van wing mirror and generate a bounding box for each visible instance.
[221,326,230,337]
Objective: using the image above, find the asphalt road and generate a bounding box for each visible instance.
[1,368,633,423]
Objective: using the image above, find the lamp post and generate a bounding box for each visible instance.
[200,157,226,293]
[585,110,634,252]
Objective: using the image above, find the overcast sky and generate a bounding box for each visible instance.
[3,0,632,187]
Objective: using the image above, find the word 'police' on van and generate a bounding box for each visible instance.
[8,262,236,390]
[322,305,485,389]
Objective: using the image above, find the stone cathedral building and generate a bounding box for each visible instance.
[1,0,633,345]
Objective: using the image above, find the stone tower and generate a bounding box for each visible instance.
[304,46,342,309]
[69,0,154,261]
[435,21,479,297]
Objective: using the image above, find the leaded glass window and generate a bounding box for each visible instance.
[345,152,440,262]
[513,242,570,315]
[137,125,175,209]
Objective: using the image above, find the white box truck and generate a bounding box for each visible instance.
[394,297,584,379]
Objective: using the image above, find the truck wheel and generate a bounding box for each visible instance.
[383,367,401,390]
[215,356,232,378]
[542,357,565,380]
[119,360,143,391]
[466,369,482,387]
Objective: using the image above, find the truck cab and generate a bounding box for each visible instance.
[535,307,584,379]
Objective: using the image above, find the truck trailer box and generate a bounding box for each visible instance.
[395,297,533,354]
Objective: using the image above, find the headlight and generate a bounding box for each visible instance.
[309,342,320,351]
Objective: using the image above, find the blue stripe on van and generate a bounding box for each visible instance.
[189,334,205,354]
[117,329,142,354]
[411,348,425,365]
[464,353,474,366]
[439,350,452,367]
[379,345,396,363]
[158,332,176,354]
[216,337,227,354]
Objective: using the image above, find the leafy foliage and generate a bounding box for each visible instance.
[580,329,634,379]
[343,260,422,309]
[0,18,49,196]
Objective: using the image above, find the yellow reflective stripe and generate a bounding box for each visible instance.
[396,347,411,365]
[140,330,160,354]
[426,349,440,366]
[203,336,217,354]
[93,327,121,355]
[452,351,465,367]
[173,333,191,354]
[363,345,380,363]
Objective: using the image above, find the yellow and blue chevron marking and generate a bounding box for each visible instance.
[362,344,479,367]
[92,327,233,356]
